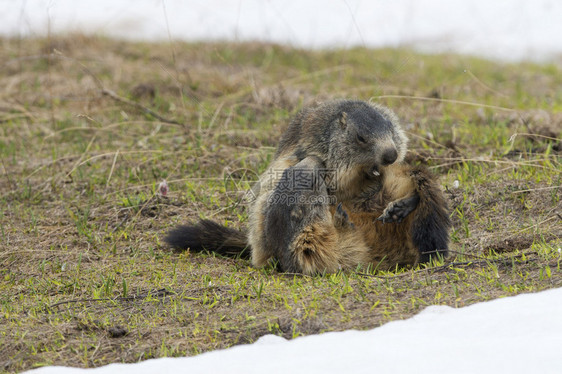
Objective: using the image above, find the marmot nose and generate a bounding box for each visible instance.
[381,148,398,165]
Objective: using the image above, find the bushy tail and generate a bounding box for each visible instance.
[164,220,250,259]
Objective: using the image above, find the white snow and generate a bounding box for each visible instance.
[2,0,562,62]
[25,287,562,374]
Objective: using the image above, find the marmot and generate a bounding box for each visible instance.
[165,100,450,274]
[274,99,408,201]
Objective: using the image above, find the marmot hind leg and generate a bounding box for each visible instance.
[262,156,344,274]
[348,163,451,268]
[290,202,371,274]
[407,166,451,262]
[376,164,451,264]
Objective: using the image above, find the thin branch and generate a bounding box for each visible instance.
[47,288,174,310]
[101,88,181,125]
[370,94,517,112]
[357,251,539,279]
[46,50,182,126]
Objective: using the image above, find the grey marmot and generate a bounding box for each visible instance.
[165,100,450,274]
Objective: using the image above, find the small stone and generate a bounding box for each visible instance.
[108,326,128,338]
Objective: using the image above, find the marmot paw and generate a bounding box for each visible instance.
[377,195,419,223]
[334,203,355,229]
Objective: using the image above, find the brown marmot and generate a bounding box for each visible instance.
[165,100,450,274]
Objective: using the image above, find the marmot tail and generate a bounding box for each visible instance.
[164,220,250,259]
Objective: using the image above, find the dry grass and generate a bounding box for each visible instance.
[0,35,561,373]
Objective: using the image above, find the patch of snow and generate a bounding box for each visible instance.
[25,287,562,374]
[1,0,562,62]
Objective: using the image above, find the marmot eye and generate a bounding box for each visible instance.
[356,134,367,144]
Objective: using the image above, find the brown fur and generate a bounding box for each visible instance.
[164,100,450,275]
[339,163,450,271]
[288,207,374,275]
[261,162,450,275]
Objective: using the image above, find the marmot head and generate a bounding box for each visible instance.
[326,100,408,178]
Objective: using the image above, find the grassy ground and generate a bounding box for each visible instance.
[1,35,561,372]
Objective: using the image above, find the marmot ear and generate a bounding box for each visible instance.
[339,112,347,129]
